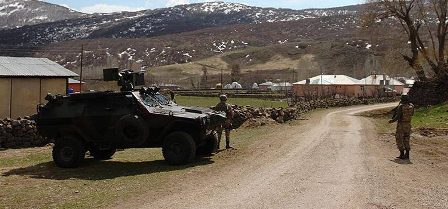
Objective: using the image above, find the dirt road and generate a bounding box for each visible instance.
[119,103,448,209]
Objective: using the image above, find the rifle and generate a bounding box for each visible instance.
[389,101,401,120]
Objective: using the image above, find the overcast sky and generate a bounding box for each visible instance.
[43,0,364,14]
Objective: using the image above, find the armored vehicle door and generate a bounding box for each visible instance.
[80,93,135,145]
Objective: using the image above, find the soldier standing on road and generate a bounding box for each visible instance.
[389,95,415,160]
[214,94,234,150]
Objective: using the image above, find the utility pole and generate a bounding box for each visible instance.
[79,45,84,93]
[320,66,323,99]
[291,68,296,100]
[220,68,223,93]
[291,68,296,83]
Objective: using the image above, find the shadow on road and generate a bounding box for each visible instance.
[2,157,214,180]
[390,159,413,165]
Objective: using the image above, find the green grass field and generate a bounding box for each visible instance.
[175,96,288,108]
[364,103,448,132]
[412,103,448,129]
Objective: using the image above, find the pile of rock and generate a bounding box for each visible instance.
[232,107,298,128]
[0,97,397,149]
[293,97,397,112]
[231,97,398,129]
[0,117,48,149]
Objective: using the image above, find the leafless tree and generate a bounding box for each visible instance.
[230,63,241,82]
[367,0,448,80]
[200,66,208,89]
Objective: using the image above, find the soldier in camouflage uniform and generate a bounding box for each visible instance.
[389,95,415,159]
[214,94,234,150]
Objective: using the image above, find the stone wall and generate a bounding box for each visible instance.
[0,97,397,149]
[231,97,398,129]
[0,117,49,149]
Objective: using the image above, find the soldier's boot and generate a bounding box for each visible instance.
[225,140,232,149]
[397,150,405,159]
[225,131,233,149]
[217,130,223,150]
[404,150,410,159]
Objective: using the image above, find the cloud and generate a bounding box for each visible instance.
[166,0,190,7]
[80,4,145,14]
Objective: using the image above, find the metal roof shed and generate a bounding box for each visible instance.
[0,56,78,118]
[0,56,77,77]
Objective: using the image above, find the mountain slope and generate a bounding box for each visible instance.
[0,0,84,29]
[0,1,411,89]
[0,2,362,45]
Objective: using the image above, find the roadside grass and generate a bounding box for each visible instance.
[361,103,448,133]
[0,148,180,209]
[175,95,288,108]
[0,123,285,209]
[356,107,395,133]
[362,105,448,162]
[412,103,448,129]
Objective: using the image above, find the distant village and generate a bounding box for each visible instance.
[0,56,413,119]
[162,73,414,99]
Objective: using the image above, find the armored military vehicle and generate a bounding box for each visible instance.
[35,69,226,168]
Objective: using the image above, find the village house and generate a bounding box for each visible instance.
[293,75,365,98]
[360,74,405,95]
[293,74,405,99]
[68,78,85,93]
[258,81,293,92]
[0,56,77,118]
[258,81,275,91]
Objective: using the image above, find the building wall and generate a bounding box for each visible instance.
[0,78,11,118]
[0,77,68,119]
[68,83,80,92]
[11,78,41,118]
[394,85,404,95]
[293,84,385,98]
[362,85,376,97]
[41,78,67,103]
[259,85,271,91]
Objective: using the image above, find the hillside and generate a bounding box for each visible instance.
[0,2,362,46]
[0,1,413,89]
[0,0,84,29]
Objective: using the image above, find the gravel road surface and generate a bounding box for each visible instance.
[118,104,448,209]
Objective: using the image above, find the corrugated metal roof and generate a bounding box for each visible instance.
[294,75,362,85]
[68,78,85,84]
[0,56,78,77]
[360,75,405,86]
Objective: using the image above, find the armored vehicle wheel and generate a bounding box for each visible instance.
[115,115,148,146]
[90,148,116,160]
[196,132,218,156]
[162,132,196,165]
[52,136,85,168]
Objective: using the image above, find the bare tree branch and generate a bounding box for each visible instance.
[367,0,448,80]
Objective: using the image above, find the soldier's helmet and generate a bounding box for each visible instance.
[219,94,228,102]
[401,94,410,104]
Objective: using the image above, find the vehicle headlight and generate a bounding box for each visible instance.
[202,117,209,126]
[197,117,208,126]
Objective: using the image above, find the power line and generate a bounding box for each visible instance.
[0,47,108,51]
